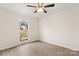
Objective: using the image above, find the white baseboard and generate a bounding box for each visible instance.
[0,40,39,51]
[41,40,79,51]
[1,39,79,52]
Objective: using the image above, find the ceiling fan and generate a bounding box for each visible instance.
[27,3,55,13]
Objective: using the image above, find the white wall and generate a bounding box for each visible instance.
[0,7,38,50]
[1,5,79,51]
[39,7,79,51]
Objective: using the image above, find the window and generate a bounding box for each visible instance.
[19,20,28,41]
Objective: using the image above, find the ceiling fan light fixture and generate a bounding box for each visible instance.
[27,3,55,13]
[37,7,43,13]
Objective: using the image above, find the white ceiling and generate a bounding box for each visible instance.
[0,3,79,18]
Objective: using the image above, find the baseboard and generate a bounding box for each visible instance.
[41,40,79,52]
[0,40,39,51]
[1,40,79,52]
[17,40,40,46]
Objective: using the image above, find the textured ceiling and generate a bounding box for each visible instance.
[0,3,79,18]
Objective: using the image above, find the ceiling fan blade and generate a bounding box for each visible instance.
[34,10,37,13]
[27,5,36,7]
[44,4,55,7]
[43,10,47,13]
